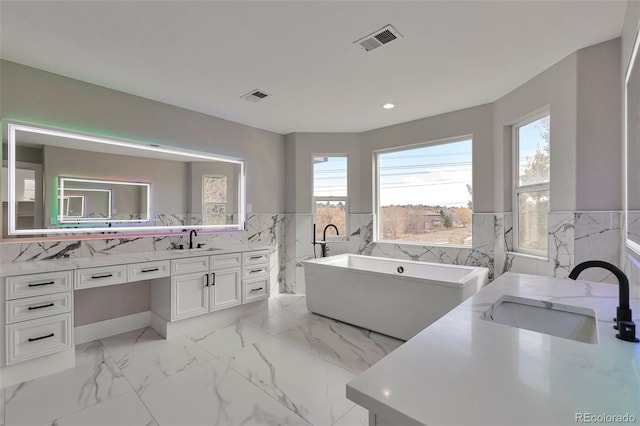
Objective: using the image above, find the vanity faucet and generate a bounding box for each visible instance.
[569,260,638,343]
[189,229,198,249]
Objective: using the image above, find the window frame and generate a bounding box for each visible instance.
[512,109,551,257]
[312,154,349,241]
[373,135,473,247]
[202,174,228,226]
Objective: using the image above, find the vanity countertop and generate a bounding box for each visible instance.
[346,272,640,426]
[0,244,273,277]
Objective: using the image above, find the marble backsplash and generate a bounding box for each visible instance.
[0,211,630,294]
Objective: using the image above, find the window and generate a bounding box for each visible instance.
[375,138,473,246]
[203,175,227,225]
[514,112,550,255]
[313,156,348,239]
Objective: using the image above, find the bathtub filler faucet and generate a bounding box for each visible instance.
[569,260,638,343]
[312,223,339,258]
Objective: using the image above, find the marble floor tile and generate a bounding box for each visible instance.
[100,327,214,394]
[333,405,369,426]
[43,392,157,426]
[140,358,309,426]
[242,309,312,336]
[268,294,308,314]
[4,341,132,426]
[186,319,271,358]
[278,315,404,374]
[220,337,356,426]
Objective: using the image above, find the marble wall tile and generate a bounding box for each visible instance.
[294,214,314,295]
[0,240,83,263]
[546,212,575,279]
[574,212,622,283]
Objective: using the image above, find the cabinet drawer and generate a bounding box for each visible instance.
[171,256,209,275]
[243,278,269,303]
[211,253,241,269]
[6,292,72,324]
[243,251,269,266]
[242,264,269,280]
[75,265,128,290]
[5,271,73,300]
[6,312,73,365]
[128,260,170,281]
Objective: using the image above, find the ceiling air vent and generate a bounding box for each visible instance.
[241,89,270,103]
[354,24,403,52]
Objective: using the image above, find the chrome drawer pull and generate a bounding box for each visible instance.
[250,269,262,273]
[250,287,263,293]
[91,273,113,279]
[141,268,160,273]
[28,281,55,287]
[28,303,55,311]
[28,333,54,342]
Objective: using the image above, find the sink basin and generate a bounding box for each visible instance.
[174,247,222,252]
[481,295,598,344]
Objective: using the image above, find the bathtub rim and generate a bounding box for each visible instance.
[303,254,488,289]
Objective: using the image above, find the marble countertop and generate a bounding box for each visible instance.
[346,272,640,426]
[0,244,273,277]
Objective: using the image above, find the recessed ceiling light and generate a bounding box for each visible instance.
[383,103,396,109]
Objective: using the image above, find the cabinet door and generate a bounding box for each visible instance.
[210,268,242,311]
[171,272,209,321]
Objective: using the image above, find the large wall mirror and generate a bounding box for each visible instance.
[626,29,640,257]
[1,121,246,239]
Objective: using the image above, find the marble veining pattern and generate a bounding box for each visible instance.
[574,212,622,283]
[3,341,132,426]
[1,294,403,426]
[99,327,214,395]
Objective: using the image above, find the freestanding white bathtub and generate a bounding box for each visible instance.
[303,254,489,340]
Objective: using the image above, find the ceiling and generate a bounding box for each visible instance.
[0,1,627,134]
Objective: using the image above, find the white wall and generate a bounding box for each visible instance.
[576,38,622,211]
[493,52,577,213]
[285,132,362,214]
[0,60,286,214]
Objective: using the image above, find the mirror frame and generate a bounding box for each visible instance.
[3,120,247,238]
[625,27,640,258]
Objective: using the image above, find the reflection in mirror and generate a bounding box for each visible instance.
[58,177,150,224]
[2,121,246,238]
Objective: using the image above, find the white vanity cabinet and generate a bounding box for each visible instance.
[168,254,243,321]
[3,271,74,365]
[242,250,270,303]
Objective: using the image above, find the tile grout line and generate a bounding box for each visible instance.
[214,347,313,426]
[97,333,161,425]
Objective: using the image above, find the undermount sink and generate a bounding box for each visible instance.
[481,295,598,344]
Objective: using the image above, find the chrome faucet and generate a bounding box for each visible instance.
[569,260,638,343]
[189,229,198,249]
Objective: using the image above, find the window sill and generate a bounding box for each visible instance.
[506,251,548,262]
[375,240,473,250]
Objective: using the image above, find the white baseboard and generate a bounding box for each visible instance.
[74,311,151,344]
